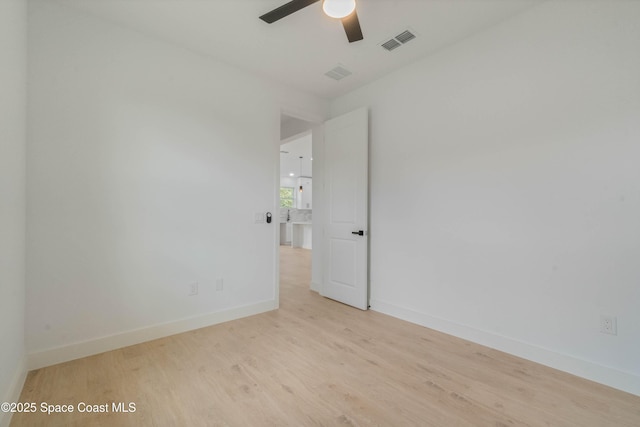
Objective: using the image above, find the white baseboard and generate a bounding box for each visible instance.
[370,298,640,397]
[27,299,277,370]
[0,356,27,427]
[310,281,321,293]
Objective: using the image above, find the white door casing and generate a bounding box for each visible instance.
[321,107,369,310]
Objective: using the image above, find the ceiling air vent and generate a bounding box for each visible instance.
[381,39,401,51]
[395,30,416,44]
[381,28,417,52]
[325,65,352,81]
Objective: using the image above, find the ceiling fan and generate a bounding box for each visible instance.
[259,0,364,43]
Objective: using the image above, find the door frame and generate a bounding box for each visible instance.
[274,107,324,308]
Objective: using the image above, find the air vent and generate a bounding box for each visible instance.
[381,28,417,52]
[381,39,401,51]
[395,30,416,44]
[325,65,352,81]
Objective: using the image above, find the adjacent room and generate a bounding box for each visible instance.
[1,0,639,425]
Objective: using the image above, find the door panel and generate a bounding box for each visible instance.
[321,107,368,310]
[329,238,357,287]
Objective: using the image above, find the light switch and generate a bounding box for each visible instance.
[254,212,265,223]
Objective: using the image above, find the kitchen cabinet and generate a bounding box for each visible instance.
[291,222,312,249]
[280,221,312,249]
[279,222,292,245]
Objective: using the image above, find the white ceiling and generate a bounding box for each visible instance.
[54,0,542,99]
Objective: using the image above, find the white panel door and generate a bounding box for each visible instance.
[321,107,368,310]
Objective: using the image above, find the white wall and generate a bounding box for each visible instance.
[0,0,27,424]
[331,1,640,395]
[27,1,327,367]
[280,176,297,189]
[281,116,315,141]
[311,126,325,291]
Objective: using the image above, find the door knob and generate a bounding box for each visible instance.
[351,230,365,236]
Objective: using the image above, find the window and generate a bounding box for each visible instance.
[280,187,294,208]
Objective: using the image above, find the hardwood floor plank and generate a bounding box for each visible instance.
[11,246,640,426]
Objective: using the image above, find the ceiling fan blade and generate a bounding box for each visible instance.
[259,0,321,24]
[341,10,363,43]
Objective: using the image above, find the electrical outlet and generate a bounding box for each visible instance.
[216,278,224,292]
[188,282,199,296]
[254,212,265,224]
[600,315,617,335]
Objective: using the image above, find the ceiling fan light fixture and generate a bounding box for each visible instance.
[322,0,356,19]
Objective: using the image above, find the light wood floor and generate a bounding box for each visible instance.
[12,246,640,426]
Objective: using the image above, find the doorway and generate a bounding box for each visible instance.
[277,107,369,310]
[279,113,317,299]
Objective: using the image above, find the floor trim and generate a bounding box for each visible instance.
[370,298,640,397]
[0,356,27,427]
[310,281,321,293]
[27,299,277,370]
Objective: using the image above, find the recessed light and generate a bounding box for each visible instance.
[289,173,295,176]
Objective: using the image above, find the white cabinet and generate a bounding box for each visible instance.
[296,177,312,209]
[279,222,292,245]
[292,222,312,249]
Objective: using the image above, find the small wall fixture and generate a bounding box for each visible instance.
[322,0,356,19]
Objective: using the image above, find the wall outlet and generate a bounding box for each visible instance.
[188,282,199,296]
[600,315,617,335]
[254,212,265,224]
[216,278,224,292]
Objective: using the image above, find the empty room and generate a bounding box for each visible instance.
[1,0,639,425]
